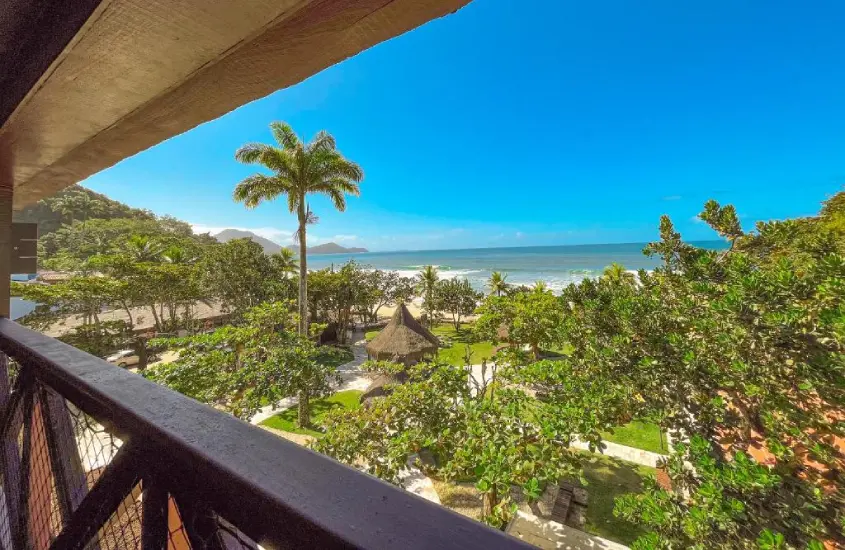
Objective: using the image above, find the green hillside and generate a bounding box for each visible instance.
[12,184,216,270]
[13,184,154,236]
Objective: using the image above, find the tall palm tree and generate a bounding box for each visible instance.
[487,271,508,296]
[161,245,197,265]
[233,122,363,336]
[271,247,298,276]
[602,262,636,285]
[417,265,439,326]
[124,235,163,262]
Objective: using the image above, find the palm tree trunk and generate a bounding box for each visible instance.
[298,215,308,337]
[297,392,310,428]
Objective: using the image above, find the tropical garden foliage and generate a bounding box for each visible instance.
[12,121,844,548]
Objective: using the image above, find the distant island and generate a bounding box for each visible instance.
[213,229,367,255]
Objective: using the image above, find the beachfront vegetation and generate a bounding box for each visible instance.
[354,268,416,323]
[13,150,845,548]
[475,285,566,360]
[532,196,844,548]
[487,271,509,296]
[316,193,845,547]
[435,278,483,329]
[416,264,439,325]
[233,121,363,336]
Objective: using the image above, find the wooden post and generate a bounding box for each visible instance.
[0,138,12,319]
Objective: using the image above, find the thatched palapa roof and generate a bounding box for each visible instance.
[366,304,440,361]
[360,372,410,404]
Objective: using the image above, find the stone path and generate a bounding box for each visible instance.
[399,455,441,504]
[571,438,666,468]
[508,510,629,550]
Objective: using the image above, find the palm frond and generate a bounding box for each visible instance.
[233,174,284,209]
[308,130,337,154]
[270,122,301,150]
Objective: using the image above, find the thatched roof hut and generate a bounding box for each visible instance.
[360,372,410,404]
[366,304,439,363]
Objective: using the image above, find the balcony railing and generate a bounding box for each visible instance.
[0,318,526,549]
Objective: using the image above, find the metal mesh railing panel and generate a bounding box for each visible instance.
[0,395,24,550]
[166,496,192,549]
[82,482,143,550]
[25,395,64,547]
[66,401,123,492]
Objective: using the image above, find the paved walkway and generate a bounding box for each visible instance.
[507,511,629,549]
[572,438,666,468]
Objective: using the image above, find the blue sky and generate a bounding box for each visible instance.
[81,0,845,252]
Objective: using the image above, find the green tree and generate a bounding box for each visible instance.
[528,196,845,549]
[147,302,340,426]
[124,235,164,262]
[476,286,565,360]
[416,265,439,326]
[355,269,416,323]
[233,121,363,336]
[601,262,636,285]
[316,362,579,527]
[487,271,509,296]
[435,278,482,329]
[271,247,298,276]
[53,191,105,226]
[306,262,363,343]
[199,239,283,316]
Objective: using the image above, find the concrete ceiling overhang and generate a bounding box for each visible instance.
[0,0,470,209]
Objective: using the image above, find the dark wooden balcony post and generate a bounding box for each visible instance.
[0,135,12,319]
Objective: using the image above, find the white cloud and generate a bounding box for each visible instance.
[690,216,703,224]
[662,195,682,201]
[333,234,359,242]
[515,231,524,238]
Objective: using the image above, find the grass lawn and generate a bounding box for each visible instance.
[259,390,362,438]
[432,324,496,366]
[576,452,654,546]
[602,420,668,454]
[431,478,482,520]
[315,346,354,368]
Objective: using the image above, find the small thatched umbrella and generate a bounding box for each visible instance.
[366,303,440,364]
[359,371,410,404]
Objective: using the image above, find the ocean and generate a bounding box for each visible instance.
[307,240,726,293]
[9,241,725,320]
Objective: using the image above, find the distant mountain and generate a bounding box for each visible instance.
[212,229,367,255]
[213,229,282,254]
[285,242,368,255]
